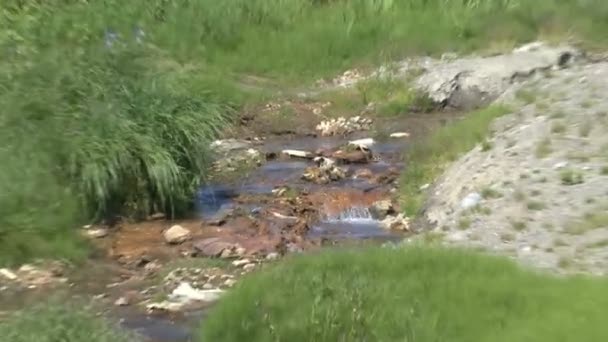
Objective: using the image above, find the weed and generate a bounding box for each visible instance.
[551,111,566,119]
[527,201,546,211]
[587,239,608,249]
[513,190,527,202]
[511,220,527,231]
[565,209,608,235]
[554,238,568,247]
[530,189,542,196]
[600,166,608,175]
[579,120,593,137]
[551,121,567,134]
[515,88,537,104]
[560,169,584,185]
[481,187,502,199]
[481,140,493,151]
[557,256,573,269]
[500,232,516,242]
[458,217,473,230]
[535,138,552,158]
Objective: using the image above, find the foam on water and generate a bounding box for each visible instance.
[323,206,375,223]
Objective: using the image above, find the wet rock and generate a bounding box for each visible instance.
[332,149,372,164]
[390,132,410,138]
[316,116,373,136]
[0,268,17,280]
[370,199,394,219]
[302,165,346,184]
[147,301,186,313]
[194,237,241,258]
[353,168,374,179]
[460,192,482,210]
[163,225,191,244]
[114,297,130,306]
[169,282,224,303]
[85,228,109,239]
[210,139,252,153]
[282,149,313,159]
[349,138,375,149]
[380,214,410,231]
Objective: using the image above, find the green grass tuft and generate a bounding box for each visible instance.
[200,246,608,342]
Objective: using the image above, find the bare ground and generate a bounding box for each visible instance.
[423,62,608,275]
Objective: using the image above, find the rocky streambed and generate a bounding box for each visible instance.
[1,41,595,341]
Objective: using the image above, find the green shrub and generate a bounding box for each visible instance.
[201,246,608,341]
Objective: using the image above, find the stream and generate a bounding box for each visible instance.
[0,112,458,342]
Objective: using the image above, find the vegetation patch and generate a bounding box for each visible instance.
[201,247,608,342]
[399,105,511,215]
[0,299,133,342]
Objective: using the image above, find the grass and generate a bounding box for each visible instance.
[515,88,538,104]
[0,299,134,342]
[399,105,511,215]
[200,246,608,342]
[4,0,608,263]
[579,120,593,137]
[600,166,608,175]
[560,169,584,185]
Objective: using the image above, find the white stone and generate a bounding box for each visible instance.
[163,225,191,244]
[0,268,17,280]
[460,192,482,210]
[389,132,410,138]
[243,263,256,271]
[169,282,223,303]
[265,252,280,261]
[85,228,108,239]
[348,138,375,149]
[231,259,251,267]
[282,149,313,159]
[147,301,186,313]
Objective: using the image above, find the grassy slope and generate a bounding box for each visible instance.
[2,0,608,263]
[200,246,608,342]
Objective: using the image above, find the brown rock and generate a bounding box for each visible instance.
[331,150,371,164]
[163,225,191,244]
[194,238,238,257]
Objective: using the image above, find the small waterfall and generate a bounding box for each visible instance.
[323,206,375,223]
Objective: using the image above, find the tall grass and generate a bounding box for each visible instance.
[3,0,608,263]
[0,299,135,342]
[200,246,608,341]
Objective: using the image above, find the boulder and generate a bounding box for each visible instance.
[163,225,191,244]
